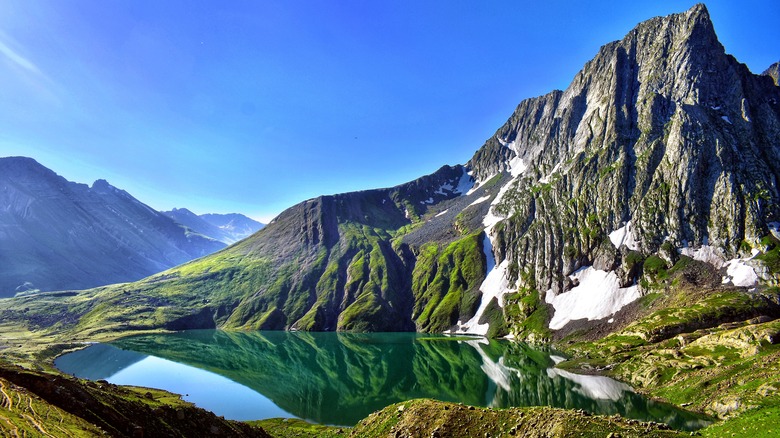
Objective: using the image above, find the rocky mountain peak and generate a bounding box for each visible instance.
[467,4,730,184]
[1,156,61,183]
[91,178,115,192]
[764,61,780,86]
[464,2,780,297]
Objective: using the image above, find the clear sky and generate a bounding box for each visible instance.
[0,1,777,222]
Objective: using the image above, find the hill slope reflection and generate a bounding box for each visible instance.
[60,331,708,429]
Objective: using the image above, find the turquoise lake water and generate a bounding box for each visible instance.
[55,330,710,429]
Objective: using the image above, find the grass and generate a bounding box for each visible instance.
[411,233,487,332]
[251,418,346,437]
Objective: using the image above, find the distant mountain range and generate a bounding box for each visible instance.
[162,209,264,244]
[0,157,261,297]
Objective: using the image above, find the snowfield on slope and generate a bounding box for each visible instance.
[545,267,641,330]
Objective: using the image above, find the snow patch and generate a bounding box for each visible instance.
[509,156,527,177]
[454,237,515,336]
[680,245,726,268]
[434,184,453,196]
[608,221,639,250]
[546,368,633,401]
[468,195,490,207]
[435,209,448,218]
[434,168,474,196]
[721,115,732,124]
[482,178,517,231]
[453,168,475,195]
[421,197,434,205]
[722,259,758,287]
[539,162,562,184]
[550,355,566,365]
[545,267,641,330]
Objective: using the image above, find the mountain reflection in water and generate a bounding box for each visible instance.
[55,331,710,430]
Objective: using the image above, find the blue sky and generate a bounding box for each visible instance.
[0,1,777,222]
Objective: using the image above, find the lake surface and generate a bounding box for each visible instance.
[56,330,710,429]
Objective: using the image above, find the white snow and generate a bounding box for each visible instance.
[680,245,726,268]
[435,209,449,218]
[509,156,527,177]
[421,197,434,204]
[550,355,566,365]
[722,115,732,124]
[453,174,530,335]
[434,184,453,195]
[453,168,475,195]
[711,106,721,110]
[545,267,641,330]
[434,168,474,196]
[679,244,758,287]
[608,221,639,250]
[468,195,490,207]
[722,259,758,287]
[539,162,562,184]
[546,368,633,401]
[454,237,516,336]
[482,178,518,231]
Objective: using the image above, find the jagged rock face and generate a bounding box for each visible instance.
[764,62,780,86]
[0,157,225,297]
[468,4,780,294]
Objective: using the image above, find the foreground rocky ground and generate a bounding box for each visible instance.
[0,360,271,437]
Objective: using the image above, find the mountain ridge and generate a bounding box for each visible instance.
[162,208,264,244]
[0,156,226,297]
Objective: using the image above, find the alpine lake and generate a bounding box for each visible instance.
[55,330,711,430]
